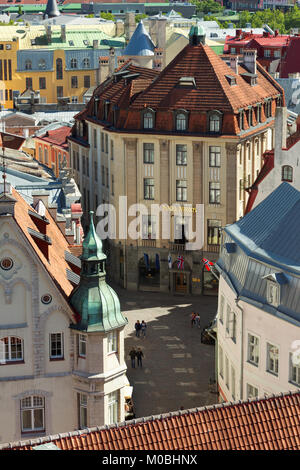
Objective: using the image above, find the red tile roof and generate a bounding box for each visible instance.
[36,126,71,149]
[280,36,300,78]
[1,391,300,450]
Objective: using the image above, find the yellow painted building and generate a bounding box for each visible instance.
[0,24,125,109]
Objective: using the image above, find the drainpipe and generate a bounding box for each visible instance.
[235,297,244,400]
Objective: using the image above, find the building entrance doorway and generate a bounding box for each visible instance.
[174,272,188,293]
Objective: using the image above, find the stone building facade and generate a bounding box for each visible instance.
[68,28,285,295]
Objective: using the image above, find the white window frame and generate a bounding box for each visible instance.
[78,393,88,429]
[107,331,118,354]
[78,334,87,358]
[267,281,280,307]
[225,355,229,389]
[266,342,279,376]
[247,383,258,399]
[108,390,119,425]
[21,396,45,433]
[0,336,23,364]
[231,365,236,400]
[248,333,260,366]
[289,352,300,386]
[49,332,64,360]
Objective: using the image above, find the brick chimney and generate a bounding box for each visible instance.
[230,56,239,75]
[61,25,66,43]
[109,47,115,76]
[125,12,136,43]
[243,49,257,75]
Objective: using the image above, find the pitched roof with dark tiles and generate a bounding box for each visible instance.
[2,391,300,451]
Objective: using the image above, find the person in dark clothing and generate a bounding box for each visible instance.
[129,347,137,368]
[136,348,144,368]
[135,320,141,337]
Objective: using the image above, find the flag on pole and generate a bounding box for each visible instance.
[168,253,172,269]
[177,255,184,270]
[202,258,214,271]
[155,253,160,271]
[144,253,150,271]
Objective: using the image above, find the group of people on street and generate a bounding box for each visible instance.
[191,312,201,329]
[134,320,147,338]
[129,347,144,368]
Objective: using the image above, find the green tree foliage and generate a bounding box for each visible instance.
[191,0,224,15]
[135,13,148,23]
[238,6,300,33]
[100,12,115,21]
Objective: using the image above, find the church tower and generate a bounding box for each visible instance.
[69,212,129,428]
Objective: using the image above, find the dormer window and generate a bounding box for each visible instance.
[208,111,222,133]
[175,111,188,131]
[93,97,99,118]
[38,59,46,70]
[83,58,90,68]
[25,59,32,70]
[239,110,245,130]
[282,165,293,182]
[104,100,110,121]
[267,281,279,307]
[143,110,155,130]
[70,58,77,69]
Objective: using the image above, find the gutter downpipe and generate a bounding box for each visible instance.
[235,297,244,400]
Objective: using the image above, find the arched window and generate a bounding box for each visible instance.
[282,165,293,182]
[209,113,221,133]
[25,59,32,70]
[176,113,187,131]
[56,58,63,80]
[143,111,154,129]
[70,58,77,69]
[82,58,90,68]
[44,148,48,164]
[0,336,23,363]
[21,396,45,433]
[38,59,46,70]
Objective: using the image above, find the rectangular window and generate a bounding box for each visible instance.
[71,76,78,88]
[101,133,104,152]
[207,219,221,245]
[71,96,78,104]
[144,178,154,200]
[176,144,187,165]
[248,108,253,127]
[248,334,259,366]
[264,49,271,58]
[209,182,220,204]
[231,365,236,400]
[225,355,229,389]
[78,393,87,429]
[108,391,119,425]
[26,77,32,90]
[57,86,63,98]
[94,160,98,181]
[266,343,279,376]
[106,168,109,188]
[274,50,281,58]
[111,140,114,160]
[105,134,108,154]
[102,165,105,186]
[8,59,12,80]
[209,146,221,167]
[247,384,258,399]
[93,129,97,148]
[49,333,63,359]
[226,305,231,334]
[39,77,46,90]
[0,337,23,363]
[111,174,114,196]
[143,143,154,164]
[142,214,156,239]
[107,331,118,353]
[78,334,86,358]
[219,345,224,378]
[82,155,86,175]
[231,312,237,343]
[21,396,45,433]
[84,75,90,88]
[176,179,187,202]
[289,353,300,386]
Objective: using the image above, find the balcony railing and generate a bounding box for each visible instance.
[207,244,221,254]
[141,239,156,248]
[169,242,186,252]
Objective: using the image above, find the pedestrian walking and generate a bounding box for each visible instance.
[191,312,196,327]
[141,320,147,338]
[129,347,137,368]
[136,348,144,368]
[135,320,141,337]
[195,313,201,329]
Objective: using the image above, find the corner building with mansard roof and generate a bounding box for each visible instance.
[69,27,285,295]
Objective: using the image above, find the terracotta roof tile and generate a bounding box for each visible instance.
[2,392,300,451]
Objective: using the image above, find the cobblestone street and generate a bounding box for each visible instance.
[114,285,218,418]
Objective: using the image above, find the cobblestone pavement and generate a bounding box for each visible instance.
[113,285,218,418]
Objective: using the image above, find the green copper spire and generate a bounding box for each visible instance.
[69,212,127,332]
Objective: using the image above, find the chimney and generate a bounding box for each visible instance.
[243,49,257,75]
[153,48,163,71]
[61,25,66,43]
[149,19,157,46]
[125,12,136,43]
[230,56,239,75]
[93,39,98,49]
[0,182,17,216]
[115,19,124,37]
[32,190,49,209]
[275,106,287,153]
[236,29,242,38]
[109,47,115,76]
[48,203,58,220]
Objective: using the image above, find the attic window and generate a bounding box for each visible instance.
[178,77,196,87]
[225,75,236,86]
[83,40,89,46]
[69,40,75,47]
